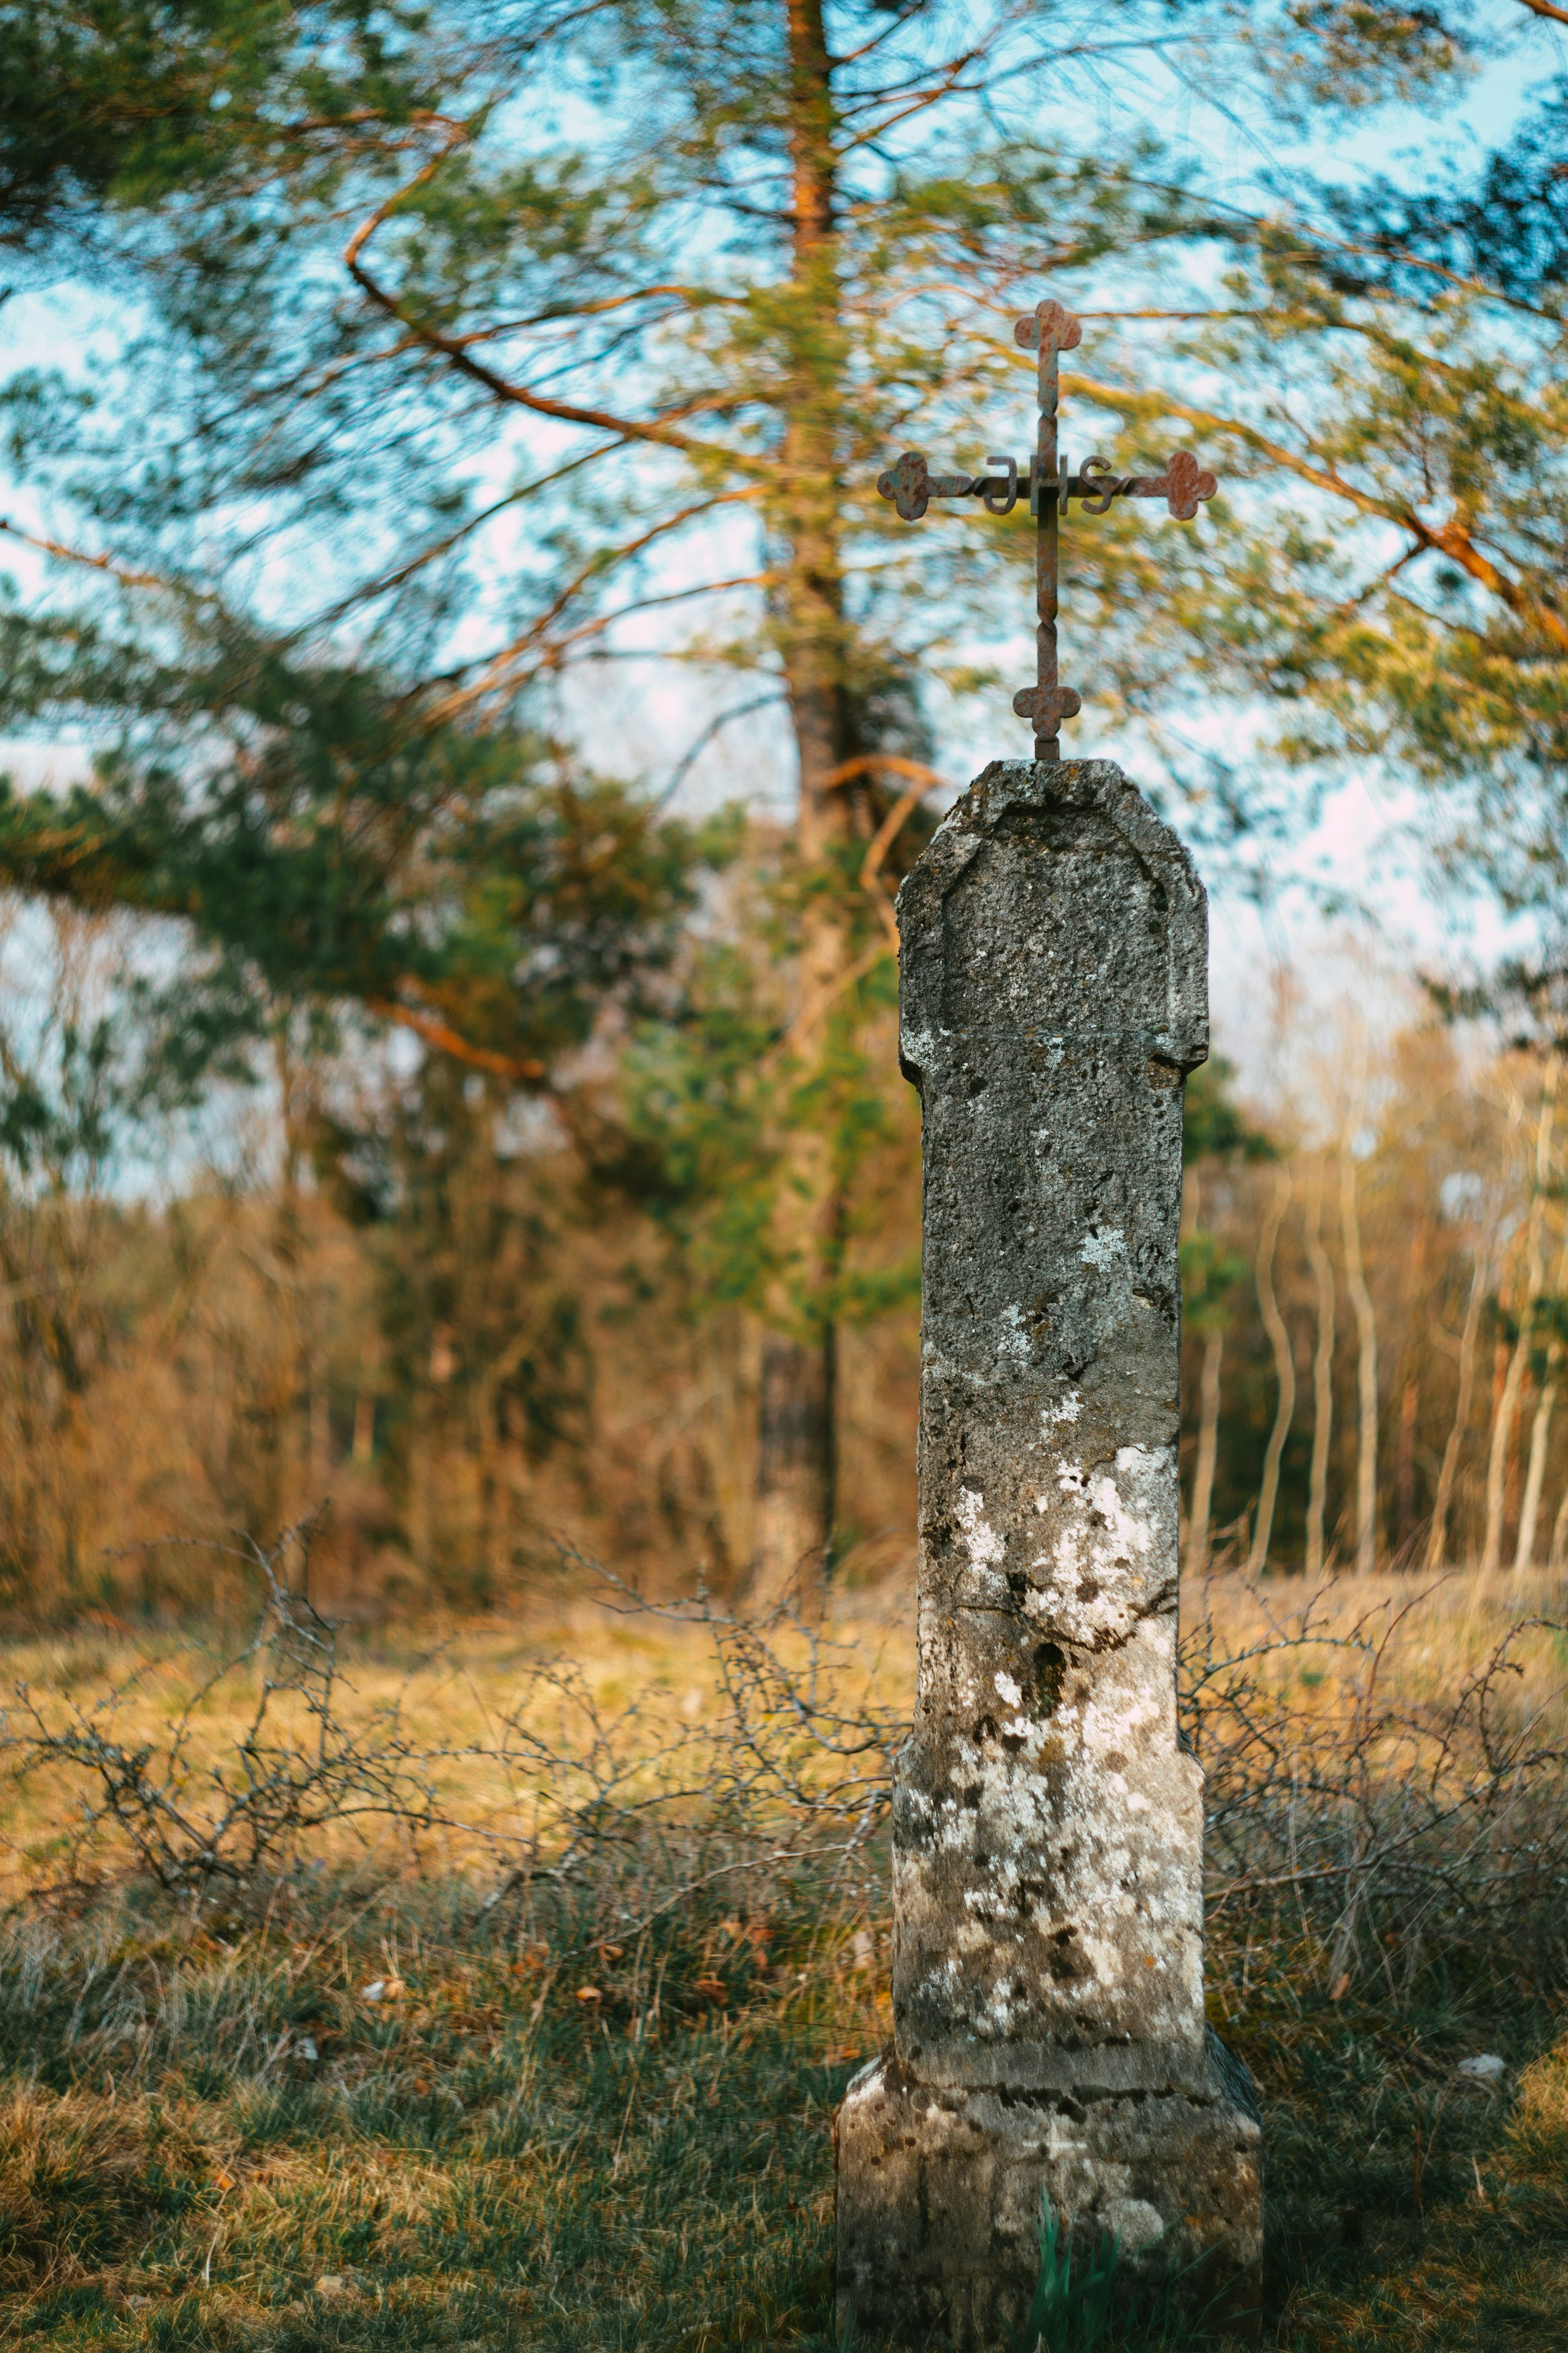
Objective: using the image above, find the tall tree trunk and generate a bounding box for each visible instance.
[1339,1136,1379,1577]
[1247,1160,1295,1575]
[270,1016,307,1536]
[1550,1468,1568,1571]
[1426,1234,1489,1570]
[1514,1361,1559,1570]
[1305,1157,1335,1579]
[1392,1218,1428,1558]
[1482,1058,1557,1574]
[753,1329,835,1606]
[1484,1342,1529,1574]
[749,0,854,1610]
[1186,1325,1224,1576]
[1395,1371,1418,1554]
[1515,1219,1568,1570]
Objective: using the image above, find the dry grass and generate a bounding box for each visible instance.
[2,1564,1568,2349]
[0,1570,914,1906]
[1192,1564,1568,1722]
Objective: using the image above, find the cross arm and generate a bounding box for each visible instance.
[876,448,1217,522]
[1111,450,1218,522]
[875,450,995,520]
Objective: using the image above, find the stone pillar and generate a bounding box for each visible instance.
[836,760,1262,2348]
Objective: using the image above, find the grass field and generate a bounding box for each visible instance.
[2,1568,1567,2351]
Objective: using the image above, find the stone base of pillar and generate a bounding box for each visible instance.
[835,2030,1262,2350]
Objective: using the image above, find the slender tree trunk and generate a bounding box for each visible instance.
[271,1016,307,1534]
[1483,1059,1558,1574]
[1186,1324,1224,1576]
[1515,1362,1559,1570]
[1426,1236,1487,1571]
[1339,1136,1380,1577]
[310,1371,331,1486]
[1395,1371,1418,1554]
[1515,1220,1568,1570]
[753,1329,835,1605]
[749,0,855,1610]
[1247,1160,1295,1576]
[696,1315,761,1583]
[1305,1158,1335,1579]
[1390,1206,1428,1560]
[1485,1341,1530,1573]
[1550,1471,1568,1572]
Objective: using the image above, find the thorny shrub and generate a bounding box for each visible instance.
[1184,1577,1568,2012]
[3,1527,1567,2022]
[0,1524,906,1934]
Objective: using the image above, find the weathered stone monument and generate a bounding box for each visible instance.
[835,303,1262,2346]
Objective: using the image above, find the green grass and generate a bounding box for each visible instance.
[1254,1996,1568,2349]
[0,1876,863,2353]
[1,1874,1567,2353]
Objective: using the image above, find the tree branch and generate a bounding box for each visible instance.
[0,516,193,600]
[825,755,949,951]
[1063,372,1568,659]
[306,444,632,633]
[364,998,547,1084]
[342,157,757,473]
[419,504,765,725]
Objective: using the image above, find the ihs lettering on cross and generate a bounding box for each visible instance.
[876,298,1219,760]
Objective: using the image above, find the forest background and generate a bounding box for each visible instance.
[2,0,1568,1622]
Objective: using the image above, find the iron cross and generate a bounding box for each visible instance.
[876,298,1218,760]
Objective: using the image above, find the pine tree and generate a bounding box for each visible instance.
[1089,48,1568,926]
[0,0,1491,1598]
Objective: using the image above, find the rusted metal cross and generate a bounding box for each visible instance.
[876,298,1218,760]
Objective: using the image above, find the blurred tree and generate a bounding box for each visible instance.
[1247,1159,1295,1574]
[1107,62,1568,933]
[0,606,725,1566]
[1182,1056,1272,1570]
[0,0,1508,1599]
[1181,1228,1249,1574]
[0,657,718,1098]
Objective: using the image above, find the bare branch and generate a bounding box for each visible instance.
[1063,368,1568,658]
[341,154,760,476]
